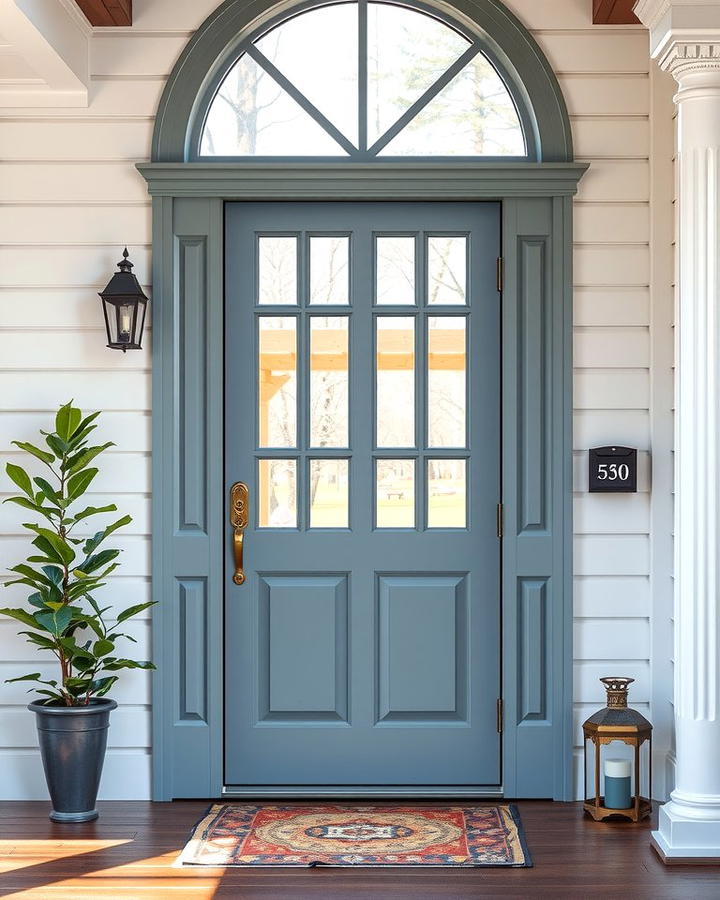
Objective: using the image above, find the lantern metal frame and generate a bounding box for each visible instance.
[98,248,149,352]
[582,677,652,822]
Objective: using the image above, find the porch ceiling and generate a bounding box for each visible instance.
[593,0,641,24]
[74,0,132,27]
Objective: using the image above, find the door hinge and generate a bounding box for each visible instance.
[496,698,504,734]
[496,502,504,539]
[496,256,504,292]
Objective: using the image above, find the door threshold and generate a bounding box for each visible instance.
[222,785,504,799]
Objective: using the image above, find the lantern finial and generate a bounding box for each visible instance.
[600,677,634,708]
[118,247,133,273]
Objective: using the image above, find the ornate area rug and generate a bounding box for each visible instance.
[177,804,532,867]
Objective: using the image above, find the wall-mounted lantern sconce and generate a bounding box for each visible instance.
[99,248,149,352]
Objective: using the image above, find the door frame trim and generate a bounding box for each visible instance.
[139,162,586,801]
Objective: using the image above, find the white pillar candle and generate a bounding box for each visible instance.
[604,759,632,779]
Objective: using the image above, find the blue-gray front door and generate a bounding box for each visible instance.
[225,201,501,788]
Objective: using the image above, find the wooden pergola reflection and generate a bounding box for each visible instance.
[258,326,466,521]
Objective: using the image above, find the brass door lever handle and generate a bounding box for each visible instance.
[230,482,249,585]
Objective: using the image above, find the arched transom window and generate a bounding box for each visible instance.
[200,1,527,158]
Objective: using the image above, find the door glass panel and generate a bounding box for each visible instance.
[428,236,467,305]
[255,3,359,146]
[376,236,415,306]
[367,2,471,147]
[258,458,297,527]
[428,316,466,448]
[310,317,349,447]
[310,236,350,305]
[258,236,297,305]
[427,459,466,528]
[379,53,525,156]
[258,316,297,447]
[376,459,415,528]
[200,53,348,156]
[310,459,349,527]
[376,316,415,447]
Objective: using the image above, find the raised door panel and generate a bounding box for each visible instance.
[256,575,349,723]
[377,575,467,723]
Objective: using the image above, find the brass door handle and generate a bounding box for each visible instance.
[230,482,249,585]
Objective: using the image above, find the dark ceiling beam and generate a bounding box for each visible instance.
[75,0,132,27]
[593,0,641,25]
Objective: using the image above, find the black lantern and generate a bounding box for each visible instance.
[99,248,149,351]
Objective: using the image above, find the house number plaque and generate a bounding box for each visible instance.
[588,446,637,493]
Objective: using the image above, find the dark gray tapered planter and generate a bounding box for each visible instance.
[29,698,117,823]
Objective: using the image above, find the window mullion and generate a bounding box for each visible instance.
[359,0,368,153]
[246,44,359,156]
[366,45,480,157]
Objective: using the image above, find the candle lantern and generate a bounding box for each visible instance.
[582,677,652,822]
[99,248,149,352]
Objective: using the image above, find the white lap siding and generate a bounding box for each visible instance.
[0,0,674,799]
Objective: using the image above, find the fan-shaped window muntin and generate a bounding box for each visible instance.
[198,0,529,160]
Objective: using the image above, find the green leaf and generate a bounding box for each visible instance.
[66,468,98,503]
[18,630,58,650]
[2,496,59,521]
[56,403,82,443]
[11,441,55,466]
[5,673,42,683]
[5,672,40,684]
[83,516,132,556]
[8,564,52,586]
[116,601,156,624]
[35,606,73,636]
[6,463,33,498]
[31,535,64,564]
[27,593,46,610]
[73,612,104,640]
[70,504,117,524]
[33,477,61,506]
[102,659,156,671]
[30,528,74,566]
[90,676,117,697]
[94,639,114,657]
[0,607,42,628]
[41,566,63,585]
[74,548,120,577]
[64,443,114,475]
[64,677,92,696]
[67,412,101,450]
[45,434,67,459]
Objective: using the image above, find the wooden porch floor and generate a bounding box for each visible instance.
[1,800,719,898]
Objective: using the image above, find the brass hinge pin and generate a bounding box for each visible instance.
[497,698,504,734]
[496,502,504,539]
[496,256,504,292]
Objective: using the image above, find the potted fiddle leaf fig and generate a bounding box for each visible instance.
[1,401,155,823]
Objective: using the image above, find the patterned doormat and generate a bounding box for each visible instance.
[177,804,532,867]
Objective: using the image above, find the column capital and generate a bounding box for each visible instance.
[635,0,720,84]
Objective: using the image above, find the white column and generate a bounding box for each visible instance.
[636,0,720,862]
